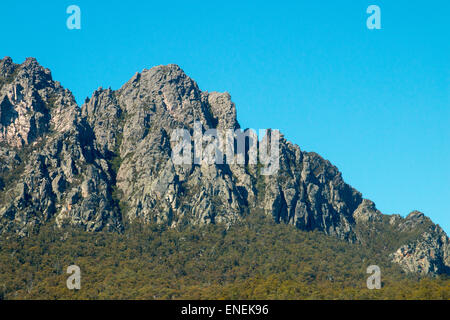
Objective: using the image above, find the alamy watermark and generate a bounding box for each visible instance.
[170,122,280,175]
[366,265,381,289]
[66,265,81,290]
[366,5,381,30]
[66,5,81,30]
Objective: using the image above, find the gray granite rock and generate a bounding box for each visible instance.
[0,57,448,275]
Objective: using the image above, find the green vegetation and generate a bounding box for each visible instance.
[0,211,448,300]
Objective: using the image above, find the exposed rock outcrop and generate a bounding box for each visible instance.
[0,57,122,235]
[0,57,448,275]
[391,223,449,275]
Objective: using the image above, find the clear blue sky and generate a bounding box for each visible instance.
[1,1,449,232]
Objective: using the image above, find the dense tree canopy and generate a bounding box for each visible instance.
[0,212,448,300]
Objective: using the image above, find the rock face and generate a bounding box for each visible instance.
[353,199,382,223]
[0,57,448,275]
[391,213,449,275]
[0,57,122,234]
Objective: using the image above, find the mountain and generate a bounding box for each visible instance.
[0,56,448,277]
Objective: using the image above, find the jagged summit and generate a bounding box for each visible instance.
[0,57,448,275]
[0,57,121,232]
[0,57,78,147]
[0,57,16,76]
[1,56,51,81]
[142,63,185,75]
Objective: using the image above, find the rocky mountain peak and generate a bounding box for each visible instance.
[0,57,121,234]
[0,58,448,276]
[353,199,382,223]
[407,210,426,220]
[398,210,431,232]
[0,57,79,147]
[0,57,17,77]
[14,57,54,89]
